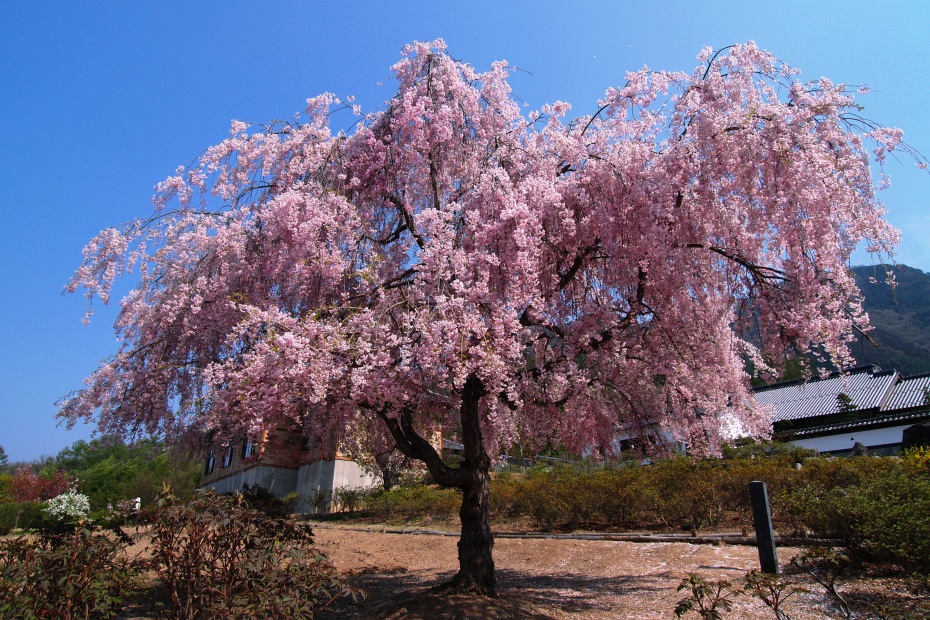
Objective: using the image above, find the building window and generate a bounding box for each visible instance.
[221,445,233,468]
[242,438,254,459]
[204,452,215,476]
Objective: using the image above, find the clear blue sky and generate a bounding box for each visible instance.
[1,1,928,462]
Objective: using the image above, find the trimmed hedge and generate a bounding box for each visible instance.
[352,452,930,574]
[360,485,461,520]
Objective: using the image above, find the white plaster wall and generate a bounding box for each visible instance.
[294,459,376,514]
[791,425,909,454]
[200,466,298,497]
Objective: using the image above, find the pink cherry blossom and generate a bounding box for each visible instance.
[61,41,913,595]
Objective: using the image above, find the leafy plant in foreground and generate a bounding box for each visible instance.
[674,573,741,619]
[0,527,139,619]
[146,491,357,619]
[743,569,808,620]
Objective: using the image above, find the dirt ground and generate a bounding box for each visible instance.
[16,522,921,619]
[310,525,867,619]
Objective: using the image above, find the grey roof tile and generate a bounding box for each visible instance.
[753,366,899,423]
[883,373,930,411]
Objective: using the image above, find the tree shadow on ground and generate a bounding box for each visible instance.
[316,566,675,619]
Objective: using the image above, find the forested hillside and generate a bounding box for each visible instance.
[851,264,930,376]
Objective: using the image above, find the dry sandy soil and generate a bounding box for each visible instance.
[309,525,900,620]
[46,522,921,619]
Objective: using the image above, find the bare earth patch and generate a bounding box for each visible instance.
[30,523,917,618]
[312,526,850,619]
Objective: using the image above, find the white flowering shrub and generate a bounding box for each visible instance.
[45,490,91,522]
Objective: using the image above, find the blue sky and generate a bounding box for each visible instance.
[1,1,928,462]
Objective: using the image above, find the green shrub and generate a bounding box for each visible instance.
[716,457,797,532]
[596,466,655,529]
[510,470,570,530]
[489,472,521,518]
[647,458,722,532]
[331,486,370,513]
[842,465,930,573]
[237,483,293,518]
[902,445,930,473]
[0,527,139,619]
[362,485,460,521]
[0,502,51,535]
[563,472,606,528]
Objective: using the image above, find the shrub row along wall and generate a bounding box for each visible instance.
[339,449,930,574]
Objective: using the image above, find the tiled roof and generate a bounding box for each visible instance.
[753,366,899,423]
[789,409,930,437]
[882,372,930,411]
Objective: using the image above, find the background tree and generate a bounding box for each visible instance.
[0,445,7,471]
[61,41,913,595]
[54,436,201,510]
[7,468,73,503]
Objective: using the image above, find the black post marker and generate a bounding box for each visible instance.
[749,480,779,574]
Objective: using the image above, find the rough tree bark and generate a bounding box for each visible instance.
[377,372,496,596]
[451,373,495,595]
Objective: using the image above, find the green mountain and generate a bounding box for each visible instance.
[850,264,930,376]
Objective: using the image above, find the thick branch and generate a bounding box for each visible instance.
[362,218,409,246]
[592,265,649,349]
[375,406,467,487]
[518,305,565,338]
[460,374,489,472]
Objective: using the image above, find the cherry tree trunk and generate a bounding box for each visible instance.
[452,461,495,595]
[451,373,496,596]
[377,373,497,595]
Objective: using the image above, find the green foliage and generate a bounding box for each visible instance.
[0,527,139,619]
[53,436,201,513]
[509,467,572,530]
[647,458,724,532]
[490,465,656,530]
[360,485,460,522]
[236,484,296,518]
[841,467,930,573]
[836,392,857,414]
[777,457,930,574]
[674,573,741,619]
[0,502,50,535]
[851,264,930,375]
[902,445,930,472]
[0,445,7,470]
[147,491,355,619]
[331,486,368,514]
